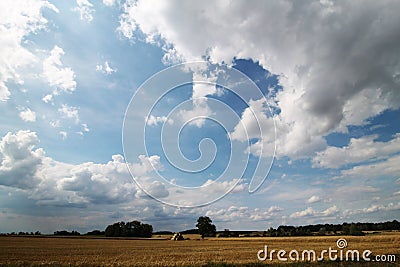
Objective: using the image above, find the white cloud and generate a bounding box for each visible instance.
[290,205,338,218]
[344,202,400,216]
[119,0,400,159]
[178,101,214,128]
[321,206,339,216]
[58,104,80,124]
[103,0,118,7]
[129,154,164,177]
[230,98,277,159]
[202,178,247,195]
[313,134,400,169]
[59,131,67,140]
[290,207,315,218]
[0,131,159,207]
[192,71,222,101]
[42,94,53,104]
[0,0,58,101]
[177,68,221,128]
[72,0,95,22]
[19,108,36,122]
[0,131,43,189]
[142,178,248,208]
[57,158,135,205]
[81,123,90,132]
[146,115,173,126]
[337,88,396,132]
[340,154,400,179]
[0,83,10,102]
[146,181,169,199]
[307,195,321,204]
[204,205,283,222]
[161,46,184,65]
[96,61,117,75]
[50,120,61,128]
[43,46,77,94]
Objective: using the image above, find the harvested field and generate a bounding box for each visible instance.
[0,232,398,266]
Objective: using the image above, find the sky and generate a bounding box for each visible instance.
[0,0,399,233]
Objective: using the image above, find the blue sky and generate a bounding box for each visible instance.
[0,0,399,233]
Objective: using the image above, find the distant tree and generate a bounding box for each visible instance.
[139,222,153,238]
[196,216,216,238]
[105,220,152,238]
[266,227,277,237]
[85,230,105,236]
[349,223,364,236]
[54,230,80,236]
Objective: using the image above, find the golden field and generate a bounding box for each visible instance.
[0,232,399,266]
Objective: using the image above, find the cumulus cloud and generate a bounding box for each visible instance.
[178,69,220,128]
[344,202,400,216]
[103,0,118,7]
[290,206,338,219]
[43,46,77,94]
[119,0,400,159]
[42,94,53,104]
[146,115,173,126]
[0,131,43,189]
[19,108,36,122]
[81,123,90,132]
[202,178,247,195]
[129,154,164,177]
[306,195,321,204]
[96,61,117,75]
[145,181,169,199]
[0,131,173,207]
[205,205,283,222]
[0,83,10,102]
[72,0,95,22]
[230,98,276,159]
[0,0,58,101]
[313,134,400,169]
[178,101,214,128]
[230,98,273,142]
[340,154,400,179]
[58,104,80,124]
[57,158,134,205]
[137,178,247,208]
[161,46,184,65]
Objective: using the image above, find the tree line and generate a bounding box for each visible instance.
[2,218,398,237]
[264,220,400,237]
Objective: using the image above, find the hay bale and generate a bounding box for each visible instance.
[170,232,184,240]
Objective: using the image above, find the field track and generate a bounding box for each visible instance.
[0,232,399,266]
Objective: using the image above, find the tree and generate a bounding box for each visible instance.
[85,230,105,236]
[349,223,364,236]
[54,230,80,236]
[196,216,216,238]
[105,220,153,238]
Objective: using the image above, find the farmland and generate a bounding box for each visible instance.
[0,232,398,266]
